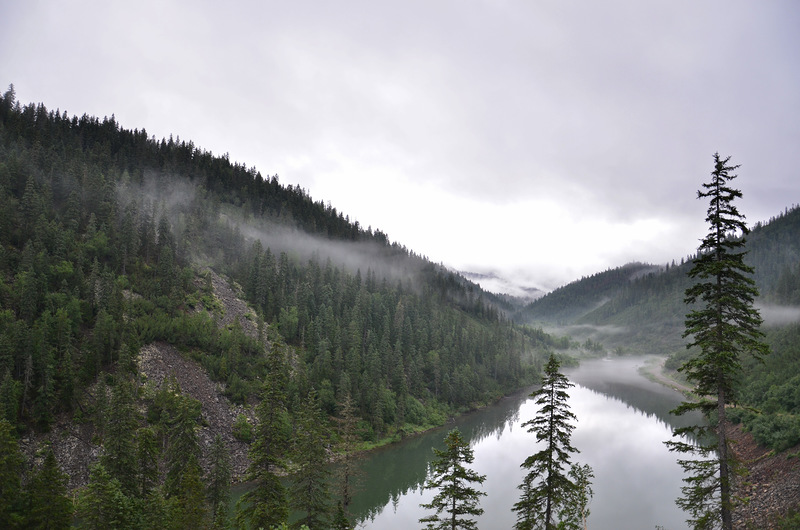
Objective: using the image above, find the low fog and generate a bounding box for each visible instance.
[756,303,800,327]
[117,172,441,291]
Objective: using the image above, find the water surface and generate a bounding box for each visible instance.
[348,356,698,530]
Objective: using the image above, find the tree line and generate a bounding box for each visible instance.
[2,84,793,528]
[0,85,560,528]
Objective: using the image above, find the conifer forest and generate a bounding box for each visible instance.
[2,86,800,529]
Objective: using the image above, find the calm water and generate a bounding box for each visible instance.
[347,356,700,530]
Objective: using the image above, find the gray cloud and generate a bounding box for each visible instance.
[1,0,798,291]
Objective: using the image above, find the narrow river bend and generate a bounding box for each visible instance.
[347,356,701,530]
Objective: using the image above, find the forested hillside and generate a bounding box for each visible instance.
[0,86,558,527]
[517,207,800,354]
[517,203,800,452]
[514,262,658,325]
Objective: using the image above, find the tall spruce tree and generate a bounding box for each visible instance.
[207,434,232,529]
[25,446,72,529]
[333,390,363,525]
[77,462,135,530]
[289,389,332,530]
[101,378,140,497]
[236,343,292,529]
[0,419,24,528]
[513,354,585,530]
[419,428,486,530]
[667,153,769,530]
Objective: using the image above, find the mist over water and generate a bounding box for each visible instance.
[350,356,695,530]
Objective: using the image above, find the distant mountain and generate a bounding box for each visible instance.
[513,262,659,326]
[514,206,800,354]
[459,270,545,305]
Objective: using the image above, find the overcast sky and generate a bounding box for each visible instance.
[2,1,798,292]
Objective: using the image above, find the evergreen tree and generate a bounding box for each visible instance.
[162,395,206,528]
[207,434,232,530]
[139,487,169,530]
[513,354,583,530]
[561,463,594,530]
[167,463,207,530]
[419,428,486,530]
[289,389,332,530]
[101,378,140,497]
[667,153,770,530]
[77,462,135,530]
[0,419,25,528]
[25,446,73,529]
[163,397,202,499]
[332,391,363,527]
[331,502,352,530]
[135,426,160,498]
[236,344,291,529]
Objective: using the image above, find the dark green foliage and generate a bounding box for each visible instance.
[77,462,136,530]
[25,446,73,529]
[419,428,487,530]
[731,322,800,450]
[101,378,140,496]
[207,434,232,529]
[0,87,559,527]
[0,86,546,443]
[668,154,769,530]
[163,396,203,500]
[232,413,253,443]
[289,389,332,529]
[167,462,207,530]
[332,391,363,526]
[513,354,585,530]
[135,426,160,498]
[237,345,292,529]
[139,487,169,530]
[332,502,352,530]
[0,419,25,528]
[734,410,800,452]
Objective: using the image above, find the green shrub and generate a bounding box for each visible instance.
[746,412,800,452]
[775,509,800,529]
[232,413,253,443]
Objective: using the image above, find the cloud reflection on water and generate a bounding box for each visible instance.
[356,357,693,530]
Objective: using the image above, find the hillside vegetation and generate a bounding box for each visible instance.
[0,86,564,526]
[516,205,800,451]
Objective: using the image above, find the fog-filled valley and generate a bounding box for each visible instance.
[3,87,800,528]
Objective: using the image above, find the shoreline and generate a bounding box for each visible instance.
[637,354,800,527]
[636,355,695,396]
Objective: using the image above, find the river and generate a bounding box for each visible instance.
[345,356,702,530]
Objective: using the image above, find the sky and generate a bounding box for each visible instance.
[1,1,798,293]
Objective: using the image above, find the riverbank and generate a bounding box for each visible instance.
[353,384,536,454]
[641,356,800,528]
[637,355,694,396]
[730,423,800,529]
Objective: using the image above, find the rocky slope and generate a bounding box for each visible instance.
[21,270,262,490]
[138,342,254,481]
[646,361,800,528]
[731,424,800,529]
